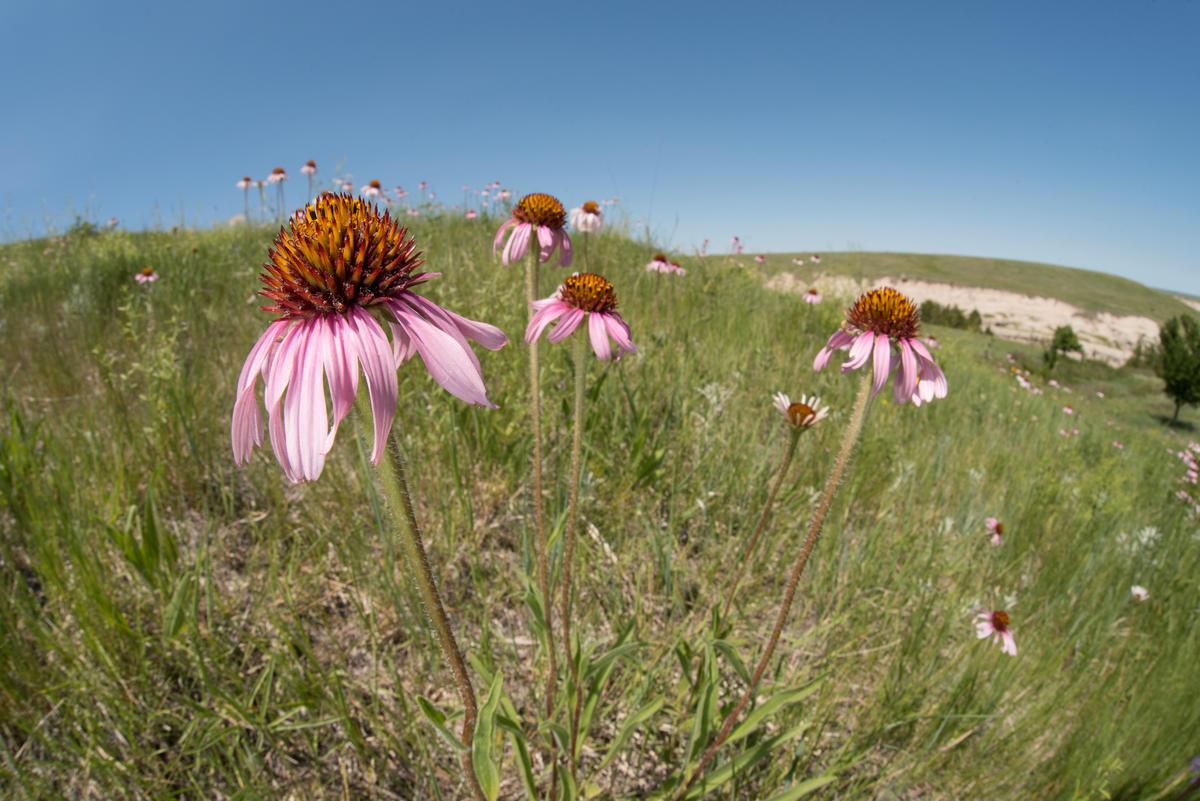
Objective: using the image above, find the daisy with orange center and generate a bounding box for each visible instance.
[231,193,506,484]
[361,179,383,198]
[569,200,604,233]
[814,287,948,405]
[135,266,159,284]
[525,272,636,361]
[494,192,573,266]
[976,609,1018,655]
[772,392,829,429]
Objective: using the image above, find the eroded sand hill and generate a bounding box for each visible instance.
[766,272,1159,365]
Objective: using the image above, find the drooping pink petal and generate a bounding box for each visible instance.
[389,321,417,365]
[813,329,854,371]
[403,293,507,351]
[323,314,360,447]
[346,307,398,464]
[525,300,571,344]
[894,338,918,404]
[870,334,891,396]
[536,225,554,261]
[492,218,516,256]
[588,313,612,360]
[547,308,586,343]
[557,230,573,266]
[282,319,329,482]
[603,312,636,354]
[1001,631,1018,656]
[503,222,533,265]
[231,319,290,464]
[842,331,874,373]
[975,619,994,639]
[390,304,495,408]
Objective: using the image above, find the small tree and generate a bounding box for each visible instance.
[1044,325,1083,370]
[1156,315,1200,424]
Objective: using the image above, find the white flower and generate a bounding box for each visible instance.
[772,392,829,429]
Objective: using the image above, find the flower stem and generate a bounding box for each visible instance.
[675,372,873,799]
[721,428,801,619]
[562,329,589,782]
[525,230,558,795]
[377,435,486,801]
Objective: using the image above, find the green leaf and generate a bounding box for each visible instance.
[497,713,537,801]
[596,696,664,773]
[728,680,821,746]
[472,672,503,801]
[683,723,809,800]
[416,696,468,753]
[762,773,838,801]
[162,571,194,640]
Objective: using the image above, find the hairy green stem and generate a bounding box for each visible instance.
[525,233,559,797]
[676,372,873,799]
[562,330,589,782]
[721,428,801,619]
[377,436,486,801]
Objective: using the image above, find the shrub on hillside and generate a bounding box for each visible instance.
[919,299,983,332]
[1155,315,1200,423]
[1044,325,1083,370]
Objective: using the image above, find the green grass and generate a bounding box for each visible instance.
[1,217,1198,800]
[737,251,1195,322]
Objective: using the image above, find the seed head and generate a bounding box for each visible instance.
[845,287,920,339]
[513,193,567,229]
[560,272,617,313]
[259,193,424,318]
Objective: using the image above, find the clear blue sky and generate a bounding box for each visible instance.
[2,0,1198,293]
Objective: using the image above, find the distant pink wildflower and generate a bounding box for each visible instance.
[985,517,1004,547]
[493,193,572,267]
[301,160,317,176]
[975,609,1017,656]
[231,194,506,483]
[811,254,821,263]
[361,179,384,197]
[1062,405,1074,415]
[237,176,254,190]
[465,209,478,219]
[135,266,159,284]
[813,287,947,405]
[267,167,288,184]
[569,200,604,233]
[646,253,671,273]
[803,288,821,305]
[754,255,766,265]
[1130,585,1149,602]
[526,272,635,361]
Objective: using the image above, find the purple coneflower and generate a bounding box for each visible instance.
[231,193,506,483]
[813,287,948,405]
[668,261,687,276]
[465,209,478,220]
[569,200,604,233]
[985,517,1003,546]
[975,609,1017,656]
[526,273,635,361]
[646,253,671,273]
[361,179,384,198]
[494,193,572,267]
[754,254,766,265]
[811,254,821,263]
[803,288,821,305]
[135,266,159,284]
[301,160,317,177]
[1130,585,1149,602]
[772,392,828,429]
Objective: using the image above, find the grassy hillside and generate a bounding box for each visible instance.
[739,251,1195,321]
[1,218,1198,800]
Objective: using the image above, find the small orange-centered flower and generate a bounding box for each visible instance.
[301,160,317,176]
[975,609,1017,656]
[526,272,635,360]
[772,393,829,429]
[361,179,383,197]
[237,176,253,190]
[803,287,821,305]
[814,287,947,405]
[494,193,572,266]
[569,200,604,233]
[135,266,159,284]
[267,166,288,184]
[986,517,1004,546]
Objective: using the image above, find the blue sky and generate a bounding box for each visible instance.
[2,0,1198,293]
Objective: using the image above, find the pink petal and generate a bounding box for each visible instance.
[525,300,570,344]
[282,319,329,482]
[870,334,891,396]
[558,230,573,266]
[347,308,398,464]
[547,308,585,343]
[492,218,516,255]
[323,314,360,445]
[813,329,854,371]
[588,313,612,360]
[603,313,636,354]
[404,292,507,351]
[894,339,918,404]
[231,319,289,464]
[1001,631,1018,656]
[536,225,554,260]
[390,305,494,408]
[842,332,875,372]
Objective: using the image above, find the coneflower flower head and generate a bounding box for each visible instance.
[135,266,159,284]
[814,287,948,405]
[646,253,671,273]
[233,193,507,483]
[804,287,821,304]
[986,517,1004,546]
[268,166,288,184]
[772,392,829,429]
[975,609,1017,655]
[301,160,317,175]
[494,192,573,266]
[570,200,604,233]
[361,179,383,197]
[237,176,253,189]
[526,272,635,360]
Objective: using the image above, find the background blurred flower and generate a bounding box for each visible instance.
[494,193,572,266]
[569,200,604,233]
[525,272,635,361]
[134,266,158,284]
[975,609,1017,655]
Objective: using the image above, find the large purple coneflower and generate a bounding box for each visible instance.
[526,273,636,361]
[814,287,948,405]
[231,193,506,484]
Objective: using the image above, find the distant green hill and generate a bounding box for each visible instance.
[735,251,1194,322]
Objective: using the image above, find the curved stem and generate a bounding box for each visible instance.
[562,330,588,782]
[721,428,801,619]
[378,436,486,801]
[676,372,873,799]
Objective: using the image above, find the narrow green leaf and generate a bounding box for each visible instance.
[596,696,664,773]
[162,571,193,640]
[416,696,468,753]
[472,672,503,801]
[762,773,838,801]
[728,681,821,746]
